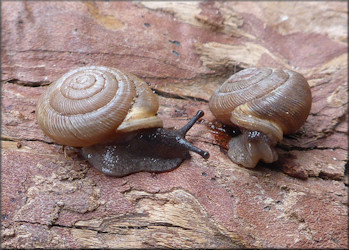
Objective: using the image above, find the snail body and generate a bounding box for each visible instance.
[209,68,312,168]
[36,66,209,177]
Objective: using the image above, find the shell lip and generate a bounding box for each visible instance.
[117,116,163,133]
[230,108,283,144]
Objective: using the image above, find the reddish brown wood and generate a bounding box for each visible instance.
[2,2,347,248]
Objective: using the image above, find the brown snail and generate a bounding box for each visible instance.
[209,67,312,168]
[36,66,209,177]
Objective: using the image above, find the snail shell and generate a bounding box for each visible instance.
[36,66,162,147]
[36,66,209,176]
[209,68,312,168]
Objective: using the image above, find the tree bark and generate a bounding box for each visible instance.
[2,1,347,248]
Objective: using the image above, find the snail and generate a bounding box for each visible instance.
[209,67,312,168]
[36,66,209,177]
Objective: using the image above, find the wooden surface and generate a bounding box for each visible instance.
[1,1,347,248]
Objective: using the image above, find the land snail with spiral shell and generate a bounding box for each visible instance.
[209,68,312,169]
[36,66,209,177]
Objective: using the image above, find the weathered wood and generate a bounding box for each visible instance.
[2,1,347,248]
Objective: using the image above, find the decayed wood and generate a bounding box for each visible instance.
[1,1,347,248]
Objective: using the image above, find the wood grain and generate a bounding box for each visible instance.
[2,1,347,248]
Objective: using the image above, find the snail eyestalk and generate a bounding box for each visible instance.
[177,137,210,159]
[175,110,209,159]
[178,110,205,136]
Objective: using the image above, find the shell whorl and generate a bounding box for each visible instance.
[36,66,162,147]
[209,68,312,142]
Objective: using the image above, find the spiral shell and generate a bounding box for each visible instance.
[209,68,312,142]
[36,66,162,147]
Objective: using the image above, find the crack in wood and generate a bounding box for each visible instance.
[3,49,200,74]
[1,137,56,145]
[4,79,50,87]
[152,88,209,102]
[278,145,346,152]
[47,221,192,234]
